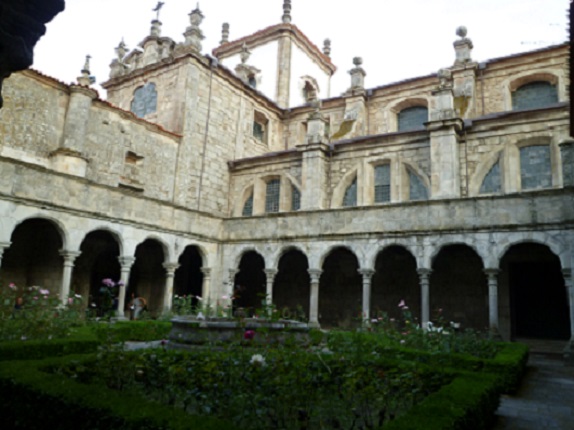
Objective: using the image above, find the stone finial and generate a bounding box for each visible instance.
[115,40,127,62]
[77,55,93,86]
[348,57,366,91]
[323,38,331,57]
[183,4,205,52]
[150,19,162,38]
[220,23,230,44]
[240,43,251,64]
[453,25,473,65]
[282,0,292,23]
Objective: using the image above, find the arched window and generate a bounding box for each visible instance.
[409,171,429,200]
[512,81,558,111]
[520,145,552,190]
[342,178,357,207]
[265,179,281,213]
[479,161,502,194]
[397,106,428,132]
[131,83,157,118]
[242,194,254,217]
[374,164,391,203]
[292,186,301,211]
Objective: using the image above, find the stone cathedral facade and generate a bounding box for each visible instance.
[0,2,573,349]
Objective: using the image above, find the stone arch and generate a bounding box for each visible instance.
[233,246,267,269]
[141,234,171,262]
[319,244,362,269]
[13,214,68,249]
[274,248,310,319]
[430,240,487,268]
[234,250,266,315]
[273,245,308,269]
[502,70,565,111]
[430,243,488,330]
[2,217,66,293]
[83,226,124,256]
[496,234,570,271]
[127,238,167,316]
[236,184,255,217]
[331,166,360,208]
[173,245,204,310]
[72,230,122,314]
[372,245,420,321]
[499,242,569,340]
[469,149,504,196]
[388,97,430,132]
[319,246,362,327]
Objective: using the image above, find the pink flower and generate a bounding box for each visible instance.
[102,278,115,287]
[68,297,73,304]
[40,289,49,295]
[221,295,229,300]
[33,296,38,300]
[398,300,405,308]
[9,283,17,290]
[244,330,255,340]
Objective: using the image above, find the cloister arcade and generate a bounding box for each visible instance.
[0,212,572,342]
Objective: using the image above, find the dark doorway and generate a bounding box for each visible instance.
[319,247,362,328]
[234,251,266,316]
[73,230,121,312]
[502,243,569,340]
[274,249,310,320]
[174,246,204,311]
[372,246,420,322]
[2,218,63,293]
[128,239,165,315]
[430,244,488,331]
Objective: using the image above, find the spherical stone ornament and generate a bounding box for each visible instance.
[456,26,468,38]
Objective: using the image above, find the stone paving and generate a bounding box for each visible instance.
[492,342,574,430]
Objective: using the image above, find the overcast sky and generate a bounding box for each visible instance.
[32,0,569,99]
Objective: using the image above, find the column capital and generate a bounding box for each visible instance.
[228,268,239,277]
[308,268,322,282]
[417,268,432,279]
[358,268,375,278]
[264,268,278,277]
[562,268,572,279]
[484,268,500,277]
[118,256,135,268]
[201,267,212,277]
[163,262,180,274]
[0,241,11,249]
[59,250,81,263]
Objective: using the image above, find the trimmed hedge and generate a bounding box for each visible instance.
[0,335,99,361]
[0,355,239,430]
[385,371,499,430]
[97,320,171,342]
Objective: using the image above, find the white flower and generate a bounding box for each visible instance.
[75,294,82,298]
[250,354,266,366]
[39,289,50,295]
[450,321,461,329]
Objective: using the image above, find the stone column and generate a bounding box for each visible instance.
[563,269,574,363]
[264,269,278,310]
[59,250,81,305]
[417,268,431,330]
[0,241,11,268]
[276,33,292,108]
[201,267,212,301]
[484,269,500,334]
[117,256,135,318]
[358,269,375,324]
[162,263,179,313]
[308,269,322,327]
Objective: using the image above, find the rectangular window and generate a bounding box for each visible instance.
[265,179,280,213]
[343,178,357,207]
[374,164,391,203]
[292,186,301,211]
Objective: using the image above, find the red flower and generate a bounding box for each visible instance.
[244,330,255,340]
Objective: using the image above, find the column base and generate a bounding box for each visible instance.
[564,339,574,366]
[308,321,321,329]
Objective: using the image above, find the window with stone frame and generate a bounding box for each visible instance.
[520,145,552,190]
[479,161,502,194]
[397,106,428,132]
[119,150,144,191]
[265,179,281,213]
[253,110,268,143]
[374,164,391,203]
[242,193,254,217]
[512,81,558,111]
[292,185,301,211]
[409,170,429,200]
[130,82,157,118]
[343,177,358,207]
